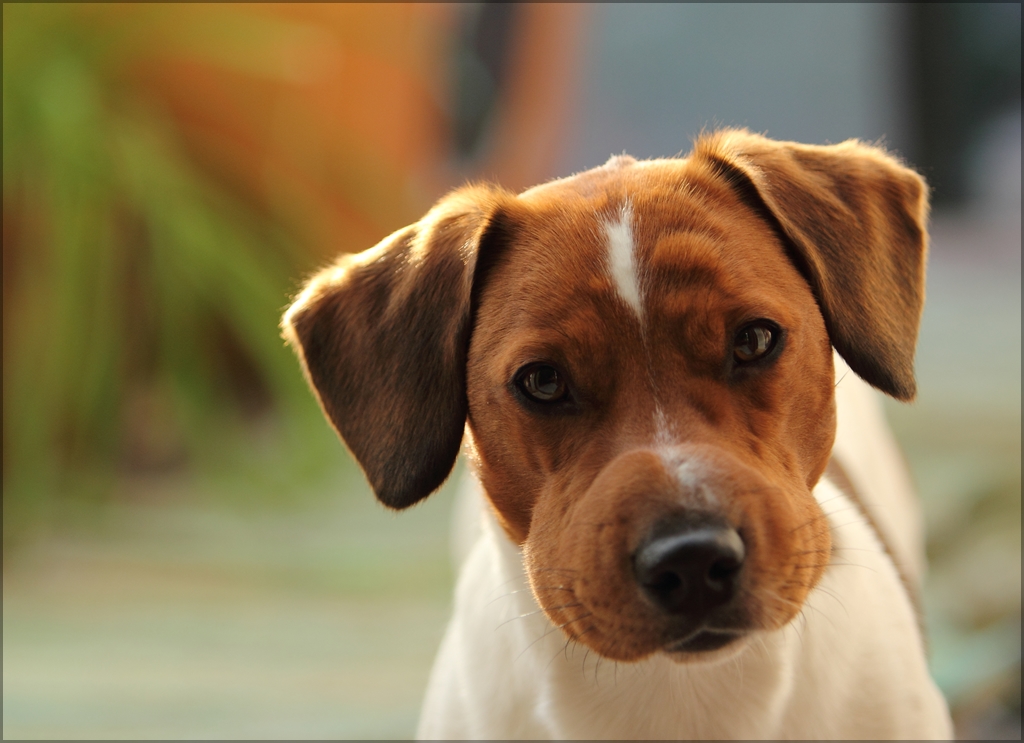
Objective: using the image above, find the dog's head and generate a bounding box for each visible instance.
[283,130,928,662]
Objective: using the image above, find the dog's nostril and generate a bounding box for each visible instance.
[633,521,745,617]
[648,571,683,594]
[707,555,742,586]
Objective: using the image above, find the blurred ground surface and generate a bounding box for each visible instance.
[3,468,459,739]
[3,213,1021,739]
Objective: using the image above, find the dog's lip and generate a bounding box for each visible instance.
[664,628,745,654]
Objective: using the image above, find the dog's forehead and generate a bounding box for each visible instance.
[501,156,780,314]
[514,155,751,257]
[519,155,685,209]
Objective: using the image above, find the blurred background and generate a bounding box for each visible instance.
[3,3,1019,739]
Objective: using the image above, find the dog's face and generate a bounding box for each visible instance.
[467,160,836,660]
[284,130,928,663]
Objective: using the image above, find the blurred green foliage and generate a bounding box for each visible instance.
[3,5,339,545]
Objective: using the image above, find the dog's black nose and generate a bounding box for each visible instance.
[633,521,745,616]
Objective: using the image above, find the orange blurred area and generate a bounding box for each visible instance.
[63,3,586,260]
[124,3,458,258]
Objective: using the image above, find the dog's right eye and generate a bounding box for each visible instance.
[516,364,568,403]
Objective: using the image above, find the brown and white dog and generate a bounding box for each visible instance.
[283,130,953,739]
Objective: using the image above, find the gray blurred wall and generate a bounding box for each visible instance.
[560,4,908,172]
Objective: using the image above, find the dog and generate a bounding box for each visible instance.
[283,129,954,739]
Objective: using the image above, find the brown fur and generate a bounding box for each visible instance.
[282,130,928,661]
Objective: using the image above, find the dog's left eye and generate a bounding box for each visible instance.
[516,364,568,403]
[733,321,778,363]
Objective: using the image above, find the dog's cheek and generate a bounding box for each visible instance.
[465,342,598,543]
[471,413,600,543]
[785,332,838,488]
[470,441,542,544]
[798,398,837,489]
[522,488,610,651]
[465,362,545,542]
[782,494,832,618]
[739,485,831,629]
[525,452,680,661]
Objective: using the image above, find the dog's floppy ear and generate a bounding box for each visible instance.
[695,129,929,400]
[282,185,511,508]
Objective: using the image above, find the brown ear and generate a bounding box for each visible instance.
[282,185,511,508]
[694,129,929,400]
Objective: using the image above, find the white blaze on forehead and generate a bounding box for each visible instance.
[654,406,673,447]
[603,200,642,318]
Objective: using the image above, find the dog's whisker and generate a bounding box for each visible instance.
[790,503,870,537]
[813,493,848,507]
[521,616,572,650]
[767,574,851,635]
[830,545,887,554]
[495,602,584,629]
[486,589,533,607]
[821,503,864,515]
[496,609,547,628]
[788,512,830,534]
[764,586,839,634]
[531,567,579,575]
[488,585,574,605]
[818,505,866,525]
[548,635,579,670]
[820,559,879,570]
[826,516,875,533]
[493,574,531,591]
[514,610,593,665]
[754,632,773,660]
[801,583,851,621]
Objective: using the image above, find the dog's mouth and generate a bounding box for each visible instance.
[664,628,746,654]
